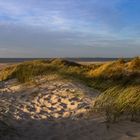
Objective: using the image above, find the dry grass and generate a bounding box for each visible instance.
[90,57,140,122]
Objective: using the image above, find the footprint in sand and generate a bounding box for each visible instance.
[59,103,67,109]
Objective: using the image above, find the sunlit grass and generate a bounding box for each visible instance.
[95,85,140,122]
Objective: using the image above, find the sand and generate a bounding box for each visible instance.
[0,75,140,140]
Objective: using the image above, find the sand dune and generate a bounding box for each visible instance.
[0,75,140,140]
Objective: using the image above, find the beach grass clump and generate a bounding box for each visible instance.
[127,57,140,70]
[95,85,140,122]
[0,65,16,81]
[0,59,84,82]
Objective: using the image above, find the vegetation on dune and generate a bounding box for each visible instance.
[0,59,89,82]
[48,58,81,67]
[90,57,140,122]
[0,57,140,122]
[88,58,139,80]
[95,85,140,122]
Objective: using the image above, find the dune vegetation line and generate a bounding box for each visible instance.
[0,57,140,122]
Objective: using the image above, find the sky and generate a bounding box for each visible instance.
[0,0,140,58]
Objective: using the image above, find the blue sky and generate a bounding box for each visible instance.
[0,0,140,57]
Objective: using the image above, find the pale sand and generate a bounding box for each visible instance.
[0,75,140,140]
